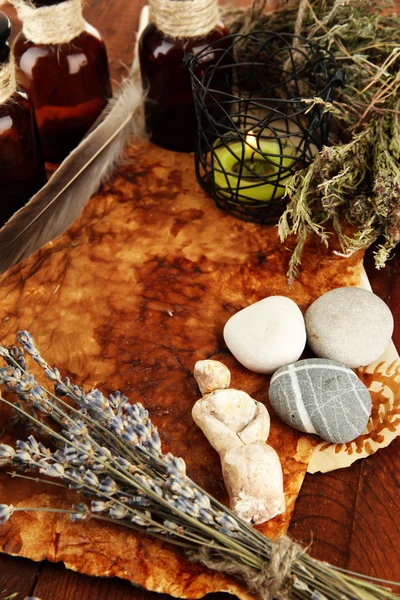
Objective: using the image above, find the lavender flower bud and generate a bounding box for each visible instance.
[165,454,186,476]
[0,444,16,460]
[194,491,211,509]
[91,500,109,513]
[199,509,215,525]
[151,431,161,451]
[163,519,181,531]
[99,477,119,495]
[70,502,89,521]
[27,435,40,454]
[109,415,125,435]
[69,420,88,437]
[15,450,34,463]
[165,479,181,494]
[0,345,10,358]
[131,514,150,527]
[92,461,107,473]
[128,495,150,507]
[216,513,239,531]
[178,484,195,500]
[83,470,100,488]
[0,504,14,524]
[53,450,67,464]
[116,456,131,470]
[64,445,79,463]
[121,427,139,445]
[68,469,84,483]
[109,505,128,519]
[97,446,112,460]
[42,463,65,478]
[44,368,58,382]
[68,468,84,489]
[9,345,26,368]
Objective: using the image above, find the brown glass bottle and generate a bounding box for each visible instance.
[0,12,47,226]
[13,0,112,162]
[139,22,230,153]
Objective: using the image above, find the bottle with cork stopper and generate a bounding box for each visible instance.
[12,0,112,162]
[139,0,230,153]
[0,11,47,227]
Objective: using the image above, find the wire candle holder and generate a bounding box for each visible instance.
[187,31,343,224]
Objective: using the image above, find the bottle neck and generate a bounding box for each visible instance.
[149,0,221,39]
[11,0,86,45]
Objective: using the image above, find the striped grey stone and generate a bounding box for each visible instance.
[305,286,394,368]
[269,358,372,444]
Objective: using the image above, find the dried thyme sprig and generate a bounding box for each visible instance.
[223,0,400,279]
[0,331,399,600]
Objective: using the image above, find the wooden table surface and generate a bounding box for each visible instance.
[1,1,400,598]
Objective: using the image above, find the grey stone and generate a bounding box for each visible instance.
[305,287,394,368]
[269,358,372,444]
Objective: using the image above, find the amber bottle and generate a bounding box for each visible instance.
[0,12,46,226]
[13,0,112,162]
[139,6,230,153]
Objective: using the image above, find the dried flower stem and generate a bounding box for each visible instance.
[223,0,400,279]
[0,331,399,599]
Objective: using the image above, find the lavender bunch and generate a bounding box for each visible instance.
[0,332,399,600]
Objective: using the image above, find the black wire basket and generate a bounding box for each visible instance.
[186,31,343,224]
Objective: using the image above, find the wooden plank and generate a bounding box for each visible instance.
[290,245,400,578]
[32,562,177,600]
[289,462,362,567]
[347,438,400,583]
[0,554,41,598]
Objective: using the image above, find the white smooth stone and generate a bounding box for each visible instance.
[223,296,306,374]
[305,287,394,368]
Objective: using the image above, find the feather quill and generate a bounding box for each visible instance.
[0,6,149,275]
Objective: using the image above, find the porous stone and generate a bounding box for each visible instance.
[223,296,306,374]
[269,358,372,444]
[305,287,394,368]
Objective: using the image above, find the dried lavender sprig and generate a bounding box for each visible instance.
[1,454,238,551]
[2,335,273,555]
[2,334,400,599]
[1,338,171,480]
[0,393,262,567]
[0,341,273,561]
[17,331,161,454]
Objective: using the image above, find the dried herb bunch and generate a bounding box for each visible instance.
[0,332,400,600]
[224,0,400,280]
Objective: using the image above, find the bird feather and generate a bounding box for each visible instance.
[0,71,146,274]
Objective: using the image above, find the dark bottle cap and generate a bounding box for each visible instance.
[31,0,67,6]
[0,11,11,64]
[0,11,11,43]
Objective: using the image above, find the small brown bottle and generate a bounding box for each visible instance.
[13,0,112,162]
[139,0,230,153]
[0,12,47,226]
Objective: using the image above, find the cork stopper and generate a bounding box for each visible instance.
[149,0,220,39]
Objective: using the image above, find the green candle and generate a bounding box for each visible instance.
[213,133,294,202]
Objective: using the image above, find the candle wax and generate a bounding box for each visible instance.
[213,138,294,203]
